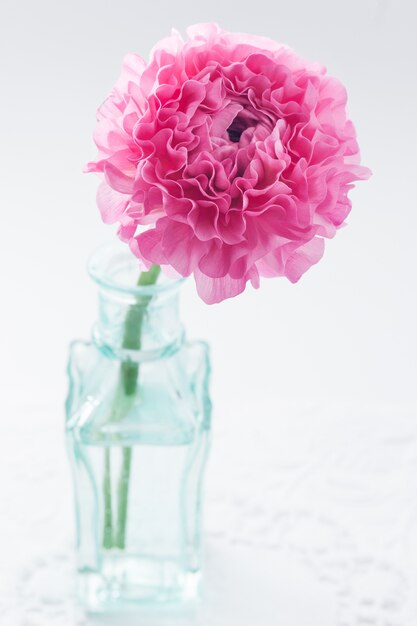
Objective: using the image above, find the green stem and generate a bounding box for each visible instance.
[102,448,113,549]
[115,447,132,549]
[102,264,161,550]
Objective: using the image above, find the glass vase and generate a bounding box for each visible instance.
[65,242,211,612]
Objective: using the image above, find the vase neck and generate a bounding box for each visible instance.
[88,243,185,361]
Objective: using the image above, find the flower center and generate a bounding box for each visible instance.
[226,109,258,143]
[227,116,249,143]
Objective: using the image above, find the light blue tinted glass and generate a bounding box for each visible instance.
[65,243,211,611]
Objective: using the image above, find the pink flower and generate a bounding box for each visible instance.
[86,23,370,304]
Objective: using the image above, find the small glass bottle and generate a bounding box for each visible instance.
[65,242,211,612]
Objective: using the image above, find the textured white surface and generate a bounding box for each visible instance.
[2,401,417,625]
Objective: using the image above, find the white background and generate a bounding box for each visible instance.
[1,1,417,624]
[1,0,416,412]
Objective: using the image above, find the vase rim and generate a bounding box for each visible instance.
[87,240,187,297]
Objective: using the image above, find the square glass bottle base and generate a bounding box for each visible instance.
[78,554,201,612]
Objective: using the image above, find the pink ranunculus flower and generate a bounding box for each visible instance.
[86,23,370,304]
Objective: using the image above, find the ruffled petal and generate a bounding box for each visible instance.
[97,182,128,224]
[194,267,247,304]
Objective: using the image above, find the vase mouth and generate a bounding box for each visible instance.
[88,241,186,297]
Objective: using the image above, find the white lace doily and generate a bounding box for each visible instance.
[2,400,417,625]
